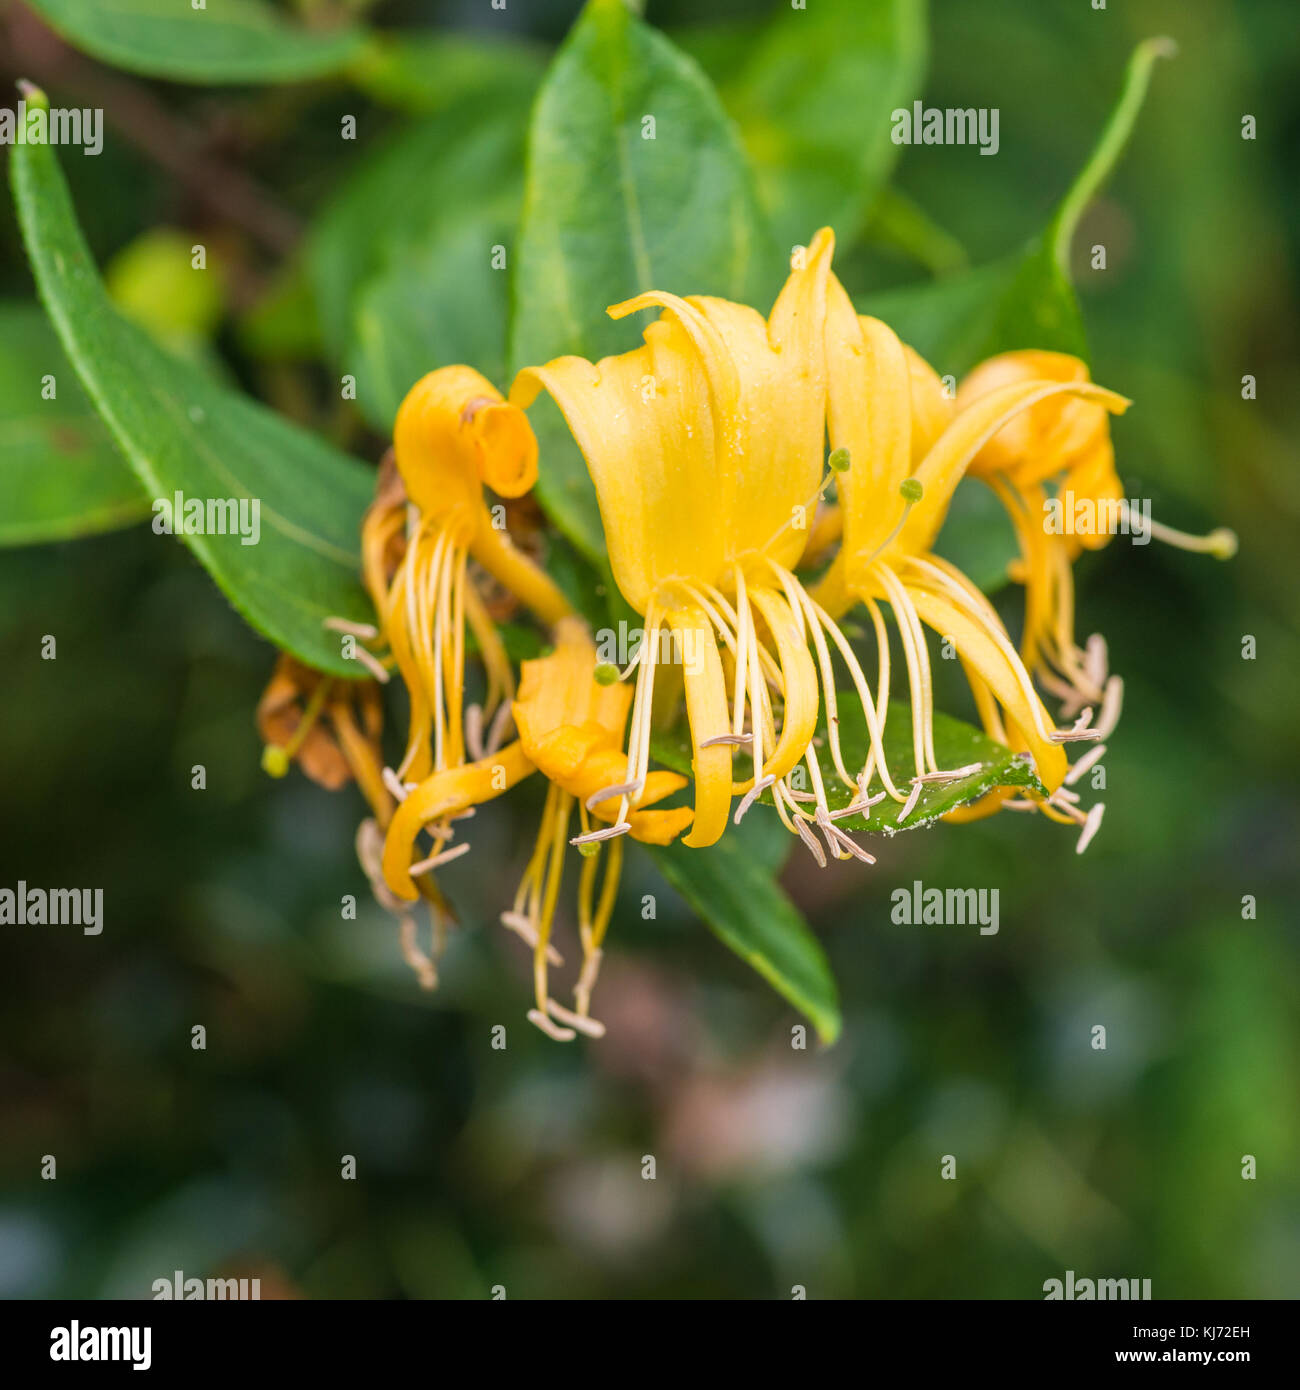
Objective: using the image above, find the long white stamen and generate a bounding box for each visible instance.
[1047,789,1088,823]
[767,559,856,791]
[585,777,645,812]
[350,644,391,684]
[409,842,471,875]
[570,821,631,846]
[829,787,889,820]
[527,1008,576,1042]
[398,915,438,991]
[576,948,603,1003]
[896,780,923,824]
[733,774,775,824]
[382,767,414,801]
[912,763,983,784]
[1049,727,1100,745]
[814,806,876,864]
[1084,633,1109,690]
[546,999,606,1038]
[1094,675,1124,739]
[794,815,827,867]
[798,749,844,858]
[1065,742,1107,786]
[873,563,935,776]
[486,698,515,755]
[742,581,771,779]
[500,911,563,965]
[909,554,1068,746]
[1075,802,1105,854]
[323,616,380,640]
[610,604,664,834]
[731,565,751,738]
[464,703,485,762]
[799,587,905,800]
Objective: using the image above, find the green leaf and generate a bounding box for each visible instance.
[348,32,547,115]
[653,697,1042,835]
[23,0,365,84]
[863,37,1175,377]
[650,815,840,1045]
[309,79,535,432]
[706,0,928,250]
[930,476,1020,594]
[510,0,775,564]
[0,301,147,547]
[864,245,1086,379]
[11,96,375,676]
[863,186,968,276]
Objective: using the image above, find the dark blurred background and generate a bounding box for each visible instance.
[1,0,1297,1298]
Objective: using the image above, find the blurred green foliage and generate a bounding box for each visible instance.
[0,0,1297,1300]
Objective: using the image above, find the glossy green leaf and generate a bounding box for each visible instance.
[310,80,535,432]
[23,0,365,84]
[864,37,1175,377]
[11,103,375,675]
[706,0,927,249]
[650,814,840,1045]
[510,0,775,563]
[654,696,1042,836]
[0,301,147,547]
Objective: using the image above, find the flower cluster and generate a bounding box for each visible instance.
[260,231,1231,1039]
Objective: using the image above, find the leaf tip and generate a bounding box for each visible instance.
[16,79,49,112]
[816,1016,842,1048]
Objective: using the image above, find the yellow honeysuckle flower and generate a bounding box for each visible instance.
[370,365,574,785]
[506,618,692,1038]
[357,367,581,904]
[957,349,1238,730]
[811,281,1134,849]
[379,618,690,1039]
[511,230,872,860]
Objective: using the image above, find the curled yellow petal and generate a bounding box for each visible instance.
[394,365,538,522]
[896,377,1131,564]
[383,740,535,902]
[514,617,692,845]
